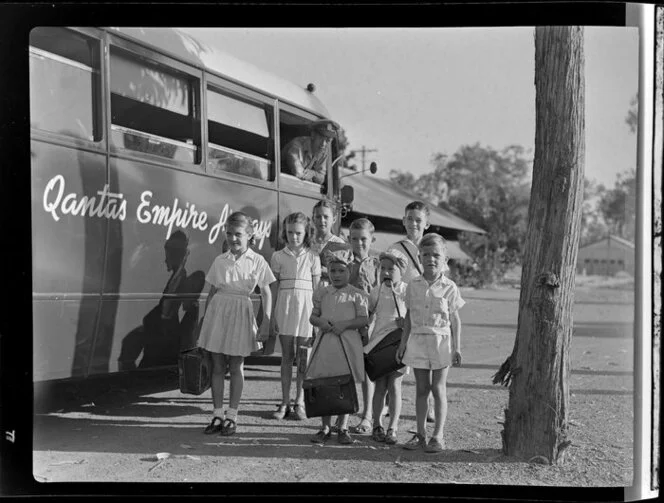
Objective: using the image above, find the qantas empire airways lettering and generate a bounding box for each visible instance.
[41,174,272,248]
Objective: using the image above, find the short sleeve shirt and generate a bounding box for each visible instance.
[405,274,465,336]
[270,247,321,290]
[205,248,276,294]
[368,280,407,338]
[348,255,380,294]
[312,284,369,322]
[310,233,347,256]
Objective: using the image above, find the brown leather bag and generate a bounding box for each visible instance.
[302,332,359,418]
[177,319,211,395]
[302,373,358,418]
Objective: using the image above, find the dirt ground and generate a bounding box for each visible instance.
[31,284,635,489]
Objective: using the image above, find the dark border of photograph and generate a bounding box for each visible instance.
[0,1,659,501]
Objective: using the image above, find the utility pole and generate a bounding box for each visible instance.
[351,145,377,173]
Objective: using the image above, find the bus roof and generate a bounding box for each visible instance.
[106,27,331,118]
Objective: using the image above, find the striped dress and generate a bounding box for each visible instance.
[270,247,321,354]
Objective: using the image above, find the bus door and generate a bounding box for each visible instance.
[30,27,108,381]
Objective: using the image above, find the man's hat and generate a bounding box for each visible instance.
[311,119,340,139]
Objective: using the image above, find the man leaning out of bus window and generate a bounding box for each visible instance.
[281,119,339,185]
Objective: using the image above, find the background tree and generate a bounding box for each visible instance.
[598,168,637,241]
[594,97,638,243]
[578,94,637,246]
[625,93,638,134]
[579,177,608,247]
[390,143,531,285]
[493,26,585,465]
[335,127,358,171]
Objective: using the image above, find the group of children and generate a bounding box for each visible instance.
[196,199,464,453]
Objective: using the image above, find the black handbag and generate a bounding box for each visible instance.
[364,284,406,382]
[302,374,358,418]
[178,319,212,395]
[302,332,359,418]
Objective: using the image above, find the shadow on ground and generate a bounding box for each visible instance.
[34,409,514,464]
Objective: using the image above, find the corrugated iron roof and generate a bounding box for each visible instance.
[343,173,486,234]
[580,234,635,250]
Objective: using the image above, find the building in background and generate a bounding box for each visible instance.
[339,173,485,267]
[576,235,635,276]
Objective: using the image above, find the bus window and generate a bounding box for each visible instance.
[29,27,101,141]
[109,49,199,163]
[206,87,273,181]
[279,110,331,193]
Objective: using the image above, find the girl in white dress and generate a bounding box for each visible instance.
[270,212,321,421]
[198,212,275,436]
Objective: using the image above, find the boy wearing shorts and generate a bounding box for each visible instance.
[396,233,464,453]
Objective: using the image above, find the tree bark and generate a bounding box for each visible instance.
[497,26,585,465]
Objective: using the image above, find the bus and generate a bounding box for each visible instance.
[30,27,353,383]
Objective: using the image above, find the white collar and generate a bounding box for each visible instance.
[284,246,306,258]
[223,248,255,262]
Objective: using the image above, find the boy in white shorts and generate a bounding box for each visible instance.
[396,233,464,453]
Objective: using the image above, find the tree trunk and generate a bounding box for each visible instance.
[497,26,585,465]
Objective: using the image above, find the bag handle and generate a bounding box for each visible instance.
[370,282,403,353]
[400,241,422,275]
[182,316,205,353]
[390,284,402,318]
[305,324,354,379]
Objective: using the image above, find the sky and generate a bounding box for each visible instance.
[181,27,639,189]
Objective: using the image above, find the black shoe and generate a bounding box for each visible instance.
[310,429,332,444]
[337,429,353,445]
[220,418,237,436]
[204,416,223,435]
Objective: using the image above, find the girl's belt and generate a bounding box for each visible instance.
[279,278,312,290]
[217,289,252,298]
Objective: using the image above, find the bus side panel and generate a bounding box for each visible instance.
[31,140,107,381]
[94,157,278,375]
[33,300,99,381]
[31,141,107,294]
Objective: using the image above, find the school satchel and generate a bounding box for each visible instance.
[364,328,405,382]
[302,374,359,418]
[302,332,359,418]
[178,347,211,395]
[364,284,406,382]
[178,319,211,395]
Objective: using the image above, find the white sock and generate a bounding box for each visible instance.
[226,408,238,422]
[213,408,224,420]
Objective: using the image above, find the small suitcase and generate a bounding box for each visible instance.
[178,347,212,395]
[303,374,359,418]
[364,328,405,382]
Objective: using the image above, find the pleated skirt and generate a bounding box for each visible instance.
[197,293,259,357]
